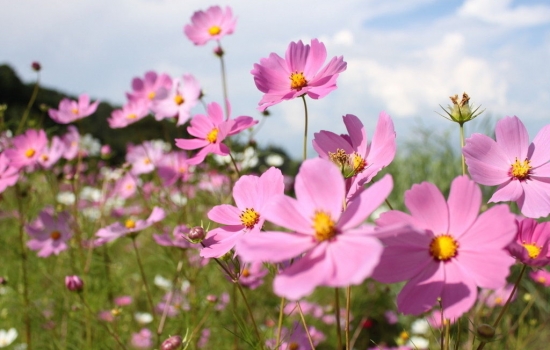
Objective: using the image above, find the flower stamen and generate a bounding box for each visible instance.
[312,210,336,242]
[429,234,459,261]
[125,219,136,229]
[239,208,260,229]
[174,94,185,105]
[290,72,308,91]
[206,128,219,143]
[208,26,221,36]
[50,231,61,240]
[522,242,541,259]
[511,158,531,180]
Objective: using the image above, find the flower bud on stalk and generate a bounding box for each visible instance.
[188,226,206,243]
[438,92,484,125]
[65,275,84,292]
[160,335,183,350]
[476,323,496,341]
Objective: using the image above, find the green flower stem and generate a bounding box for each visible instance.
[157,259,184,339]
[78,293,127,349]
[16,72,40,135]
[296,302,315,350]
[229,152,242,177]
[218,42,230,120]
[334,287,343,350]
[234,280,263,347]
[276,296,286,348]
[345,286,352,350]
[301,95,309,161]
[131,237,156,323]
[460,123,466,176]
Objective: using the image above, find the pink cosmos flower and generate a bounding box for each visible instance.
[94,207,165,246]
[114,295,133,306]
[175,102,257,165]
[126,71,172,107]
[266,322,325,350]
[478,284,516,308]
[237,158,400,300]
[131,328,153,349]
[153,225,195,250]
[37,136,65,169]
[112,173,139,200]
[530,269,550,287]
[313,112,396,201]
[184,6,237,46]
[126,141,166,175]
[108,100,149,129]
[60,126,80,160]
[152,75,201,126]
[372,176,517,319]
[0,153,19,193]
[26,209,72,258]
[200,167,284,258]
[463,116,550,218]
[4,129,48,169]
[156,151,192,186]
[48,93,99,124]
[507,218,550,267]
[238,261,269,290]
[251,39,347,111]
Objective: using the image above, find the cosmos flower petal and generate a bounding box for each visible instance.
[528,124,550,167]
[237,231,315,263]
[489,179,522,203]
[454,249,514,289]
[233,175,261,209]
[200,226,244,258]
[463,133,510,185]
[404,182,449,234]
[397,263,444,316]
[495,116,529,160]
[207,204,242,225]
[458,204,515,246]
[440,262,478,320]
[518,180,550,218]
[447,176,481,237]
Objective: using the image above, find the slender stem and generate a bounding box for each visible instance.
[157,260,184,338]
[334,288,343,350]
[15,185,32,349]
[218,42,230,121]
[475,264,527,350]
[349,316,367,350]
[296,302,315,350]
[235,282,262,345]
[276,297,286,348]
[301,95,309,161]
[16,72,40,135]
[131,237,156,322]
[228,152,241,177]
[444,319,450,350]
[78,293,128,349]
[459,123,466,176]
[345,286,351,350]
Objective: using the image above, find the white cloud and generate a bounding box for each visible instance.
[458,0,550,27]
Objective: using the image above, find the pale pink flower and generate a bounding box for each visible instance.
[153,225,195,250]
[530,269,550,287]
[479,284,516,308]
[112,173,139,200]
[175,102,257,165]
[201,167,284,258]
[0,153,19,193]
[184,6,237,46]
[266,322,325,350]
[156,151,192,186]
[152,75,201,126]
[463,116,550,218]
[4,128,47,169]
[26,209,72,257]
[48,93,99,124]
[108,100,149,128]
[507,218,550,267]
[60,126,80,160]
[37,136,65,169]
[126,141,166,175]
[238,158,399,300]
[372,176,517,319]
[94,207,165,246]
[131,328,153,349]
[238,261,269,289]
[251,39,347,111]
[313,112,396,201]
[126,71,172,107]
[114,295,133,306]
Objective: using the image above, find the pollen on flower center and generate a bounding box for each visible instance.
[312,210,336,242]
[125,219,136,229]
[127,113,137,120]
[208,25,222,36]
[50,231,61,240]
[289,72,308,91]
[71,108,79,115]
[41,154,49,162]
[351,152,367,174]
[206,128,219,143]
[288,343,299,350]
[242,268,250,278]
[538,276,547,283]
[429,234,459,261]
[510,158,531,180]
[25,148,36,158]
[239,208,260,229]
[174,94,185,105]
[147,91,156,100]
[522,242,541,259]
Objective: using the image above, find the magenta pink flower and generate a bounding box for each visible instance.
[60,126,80,160]
[156,151,192,186]
[48,93,99,124]
[0,153,19,193]
[131,328,153,349]
[313,112,396,201]
[154,225,196,250]
[266,322,325,350]
[478,284,515,308]
[200,167,284,258]
[530,269,550,287]
[112,173,139,200]
[507,218,550,267]
[4,129,48,169]
[152,75,201,126]
[237,158,400,300]
[37,136,65,169]
[94,207,165,246]
[372,176,517,319]
[251,39,347,111]
[65,275,84,292]
[126,141,166,175]
[126,71,172,107]
[463,116,550,218]
[238,261,268,290]
[108,100,149,128]
[26,209,72,258]
[175,102,257,165]
[184,6,237,46]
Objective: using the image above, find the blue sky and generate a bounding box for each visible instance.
[2,0,550,158]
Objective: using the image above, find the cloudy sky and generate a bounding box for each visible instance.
[2,0,550,158]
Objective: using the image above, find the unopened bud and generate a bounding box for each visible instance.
[206,294,218,303]
[213,46,224,57]
[188,226,205,243]
[65,275,84,292]
[476,323,496,341]
[31,61,41,72]
[0,277,7,285]
[161,335,183,350]
[438,92,484,125]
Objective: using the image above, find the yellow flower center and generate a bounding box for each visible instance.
[327,149,367,178]
[429,234,459,261]
[242,268,250,278]
[399,331,410,341]
[125,184,134,191]
[25,148,36,158]
[289,343,299,350]
[239,208,260,229]
[522,242,541,259]
[147,91,156,100]
[494,297,503,305]
[290,72,308,91]
[206,128,219,143]
[537,276,546,284]
[71,108,79,115]
[50,231,61,240]
[511,158,531,180]
[312,210,336,242]
[143,158,151,165]
[127,113,137,119]
[208,25,222,36]
[178,166,186,174]
[125,219,136,229]
[351,153,367,174]
[174,94,185,105]
[41,154,49,162]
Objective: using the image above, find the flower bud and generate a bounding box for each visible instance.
[161,335,183,350]
[31,61,41,72]
[213,46,224,57]
[187,226,205,243]
[0,276,7,285]
[439,92,484,125]
[476,323,496,341]
[65,275,84,292]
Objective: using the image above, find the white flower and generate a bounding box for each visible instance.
[170,193,188,206]
[0,328,17,348]
[56,191,76,205]
[407,335,429,349]
[411,319,430,334]
[154,275,172,290]
[265,153,284,167]
[80,186,102,202]
[82,207,101,220]
[239,147,258,169]
[79,134,101,156]
[212,154,231,165]
[134,312,153,324]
